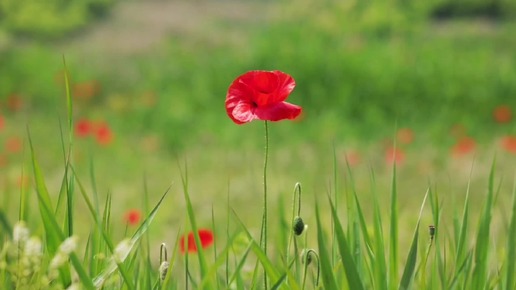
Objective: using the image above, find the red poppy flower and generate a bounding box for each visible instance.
[5,137,22,153]
[451,136,476,156]
[180,229,214,254]
[95,122,113,145]
[0,115,4,131]
[124,209,141,226]
[75,119,93,138]
[501,136,516,154]
[493,105,512,124]
[396,128,414,145]
[385,147,405,165]
[225,70,302,124]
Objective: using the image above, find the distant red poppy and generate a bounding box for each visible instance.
[345,150,361,167]
[493,105,512,123]
[73,80,101,101]
[225,70,302,124]
[396,128,414,145]
[180,229,214,254]
[95,122,113,145]
[5,137,22,153]
[451,136,476,156]
[385,147,405,165]
[75,119,93,138]
[124,209,141,226]
[501,136,516,154]
[0,115,4,131]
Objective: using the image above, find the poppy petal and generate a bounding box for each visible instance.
[254,101,302,122]
[231,101,257,124]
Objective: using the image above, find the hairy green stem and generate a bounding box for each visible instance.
[259,120,269,288]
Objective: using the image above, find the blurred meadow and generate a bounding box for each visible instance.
[1,0,516,288]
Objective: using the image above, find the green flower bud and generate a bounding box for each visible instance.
[293,216,305,236]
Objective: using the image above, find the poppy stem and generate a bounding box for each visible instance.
[260,120,269,288]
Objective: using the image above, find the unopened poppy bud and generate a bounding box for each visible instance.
[159,261,170,281]
[301,249,313,265]
[293,216,305,236]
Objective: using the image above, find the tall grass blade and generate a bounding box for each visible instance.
[370,168,388,290]
[389,162,399,289]
[315,200,338,290]
[505,177,516,290]
[456,165,474,267]
[328,195,365,290]
[178,160,215,289]
[471,160,495,289]
[398,190,428,290]
[231,209,282,285]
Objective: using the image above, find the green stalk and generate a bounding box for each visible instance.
[259,120,270,288]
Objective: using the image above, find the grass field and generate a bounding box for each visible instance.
[1,0,516,289]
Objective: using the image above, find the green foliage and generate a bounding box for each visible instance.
[0,0,115,38]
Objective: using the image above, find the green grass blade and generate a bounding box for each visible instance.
[370,168,388,290]
[62,55,73,135]
[315,200,338,290]
[505,177,516,290]
[456,164,474,267]
[178,160,214,289]
[328,195,365,290]
[231,208,282,285]
[389,162,399,289]
[0,211,12,238]
[471,160,496,289]
[398,190,428,290]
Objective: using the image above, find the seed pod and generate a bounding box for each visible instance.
[429,225,436,240]
[293,216,305,236]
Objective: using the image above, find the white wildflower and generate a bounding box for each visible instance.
[25,237,42,258]
[49,252,68,269]
[13,221,30,244]
[66,283,80,290]
[59,236,78,255]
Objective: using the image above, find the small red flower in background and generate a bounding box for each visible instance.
[493,105,512,124]
[501,136,516,154]
[0,115,4,131]
[180,229,214,254]
[225,70,302,124]
[95,122,113,146]
[73,80,101,102]
[451,136,476,156]
[396,128,414,145]
[5,137,22,153]
[385,147,405,165]
[75,119,93,138]
[344,150,361,167]
[124,209,141,226]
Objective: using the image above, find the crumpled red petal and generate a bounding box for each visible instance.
[254,101,302,122]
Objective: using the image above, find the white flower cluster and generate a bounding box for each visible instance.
[0,221,44,288]
[0,221,81,289]
[48,236,79,280]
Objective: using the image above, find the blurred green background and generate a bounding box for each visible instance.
[1,0,516,239]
